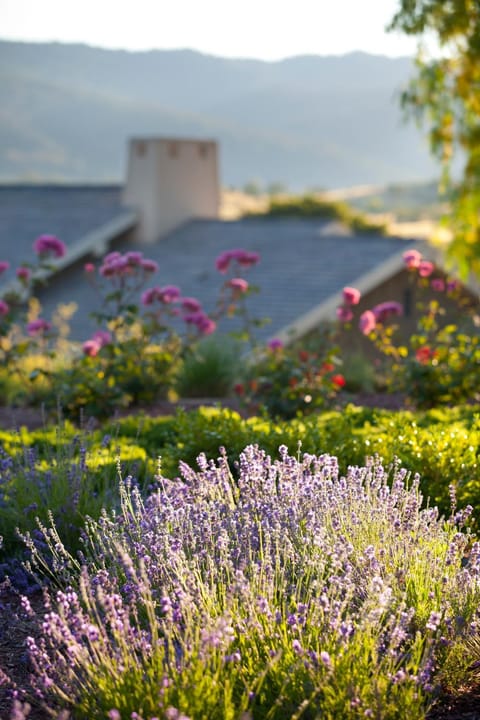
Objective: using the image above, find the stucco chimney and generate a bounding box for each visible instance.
[122,137,220,243]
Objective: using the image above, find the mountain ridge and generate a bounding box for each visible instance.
[0,39,437,188]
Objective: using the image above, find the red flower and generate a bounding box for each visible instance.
[415,346,438,364]
[298,350,309,362]
[234,383,244,396]
[322,362,334,373]
[331,374,346,388]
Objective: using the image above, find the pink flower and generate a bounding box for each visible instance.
[125,251,144,266]
[236,250,260,268]
[181,297,202,312]
[267,338,284,351]
[0,300,10,316]
[83,339,101,357]
[99,255,129,277]
[215,248,260,273]
[184,311,216,335]
[372,301,403,323]
[342,286,361,305]
[403,249,422,269]
[0,261,10,274]
[26,318,51,335]
[159,285,181,303]
[431,278,445,292]
[92,330,112,347]
[215,251,233,273]
[198,317,216,335]
[33,235,66,258]
[359,310,376,335]
[103,251,121,264]
[418,261,434,278]
[140,258,159,273]
[16,266,31,281]
[141,287,162,306]
[84,263,95,273]
[228,278,249,293]
[336,306,353,323]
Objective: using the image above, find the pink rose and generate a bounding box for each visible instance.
[228,278,249,293]
[342,287,361,305]
[33,235,66,258]
[181,297,202,312]
[336,306,354,323]
[372,301,403,323]
[26,318,51,335]
[418,261,434,278]
[359,310,377,335]
[403,249,422,269]
[83,339,101,357]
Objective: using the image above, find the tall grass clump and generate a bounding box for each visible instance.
[18,446,480,719]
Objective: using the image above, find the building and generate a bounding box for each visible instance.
[0,138,475,348]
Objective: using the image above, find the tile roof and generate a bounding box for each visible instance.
[0,184,125,286]
[35,217,418,342]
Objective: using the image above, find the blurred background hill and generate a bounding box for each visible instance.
[0,40,440,189]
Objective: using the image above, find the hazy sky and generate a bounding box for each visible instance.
[0,0,419,60]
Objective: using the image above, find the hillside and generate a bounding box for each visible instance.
[0,40,440,187]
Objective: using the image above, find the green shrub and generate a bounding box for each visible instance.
[175,336,242,398]
[120,405,479,518]
[0,423,153,558]
[253,194,386,234]
[2,404,478,559]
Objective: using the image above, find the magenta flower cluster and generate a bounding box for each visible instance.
[26,318,52,336]
[33,234,66,259]
[215,248,260,273]
[402,247,459,297]
[336,284,403,335]
[82,330,112,357]
[99,251,159,278]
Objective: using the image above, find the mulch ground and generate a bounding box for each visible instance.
[0,392,410,432]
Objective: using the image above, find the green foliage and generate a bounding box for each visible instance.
[52,342,178,421]
[236,342,345,419]
[108,404,480,520]
[255,194,386,234]
[340,351,377,393]
[360,269,480,408]
[0,423,153,558]
[175,336,242,398]
[389,0,480,276]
